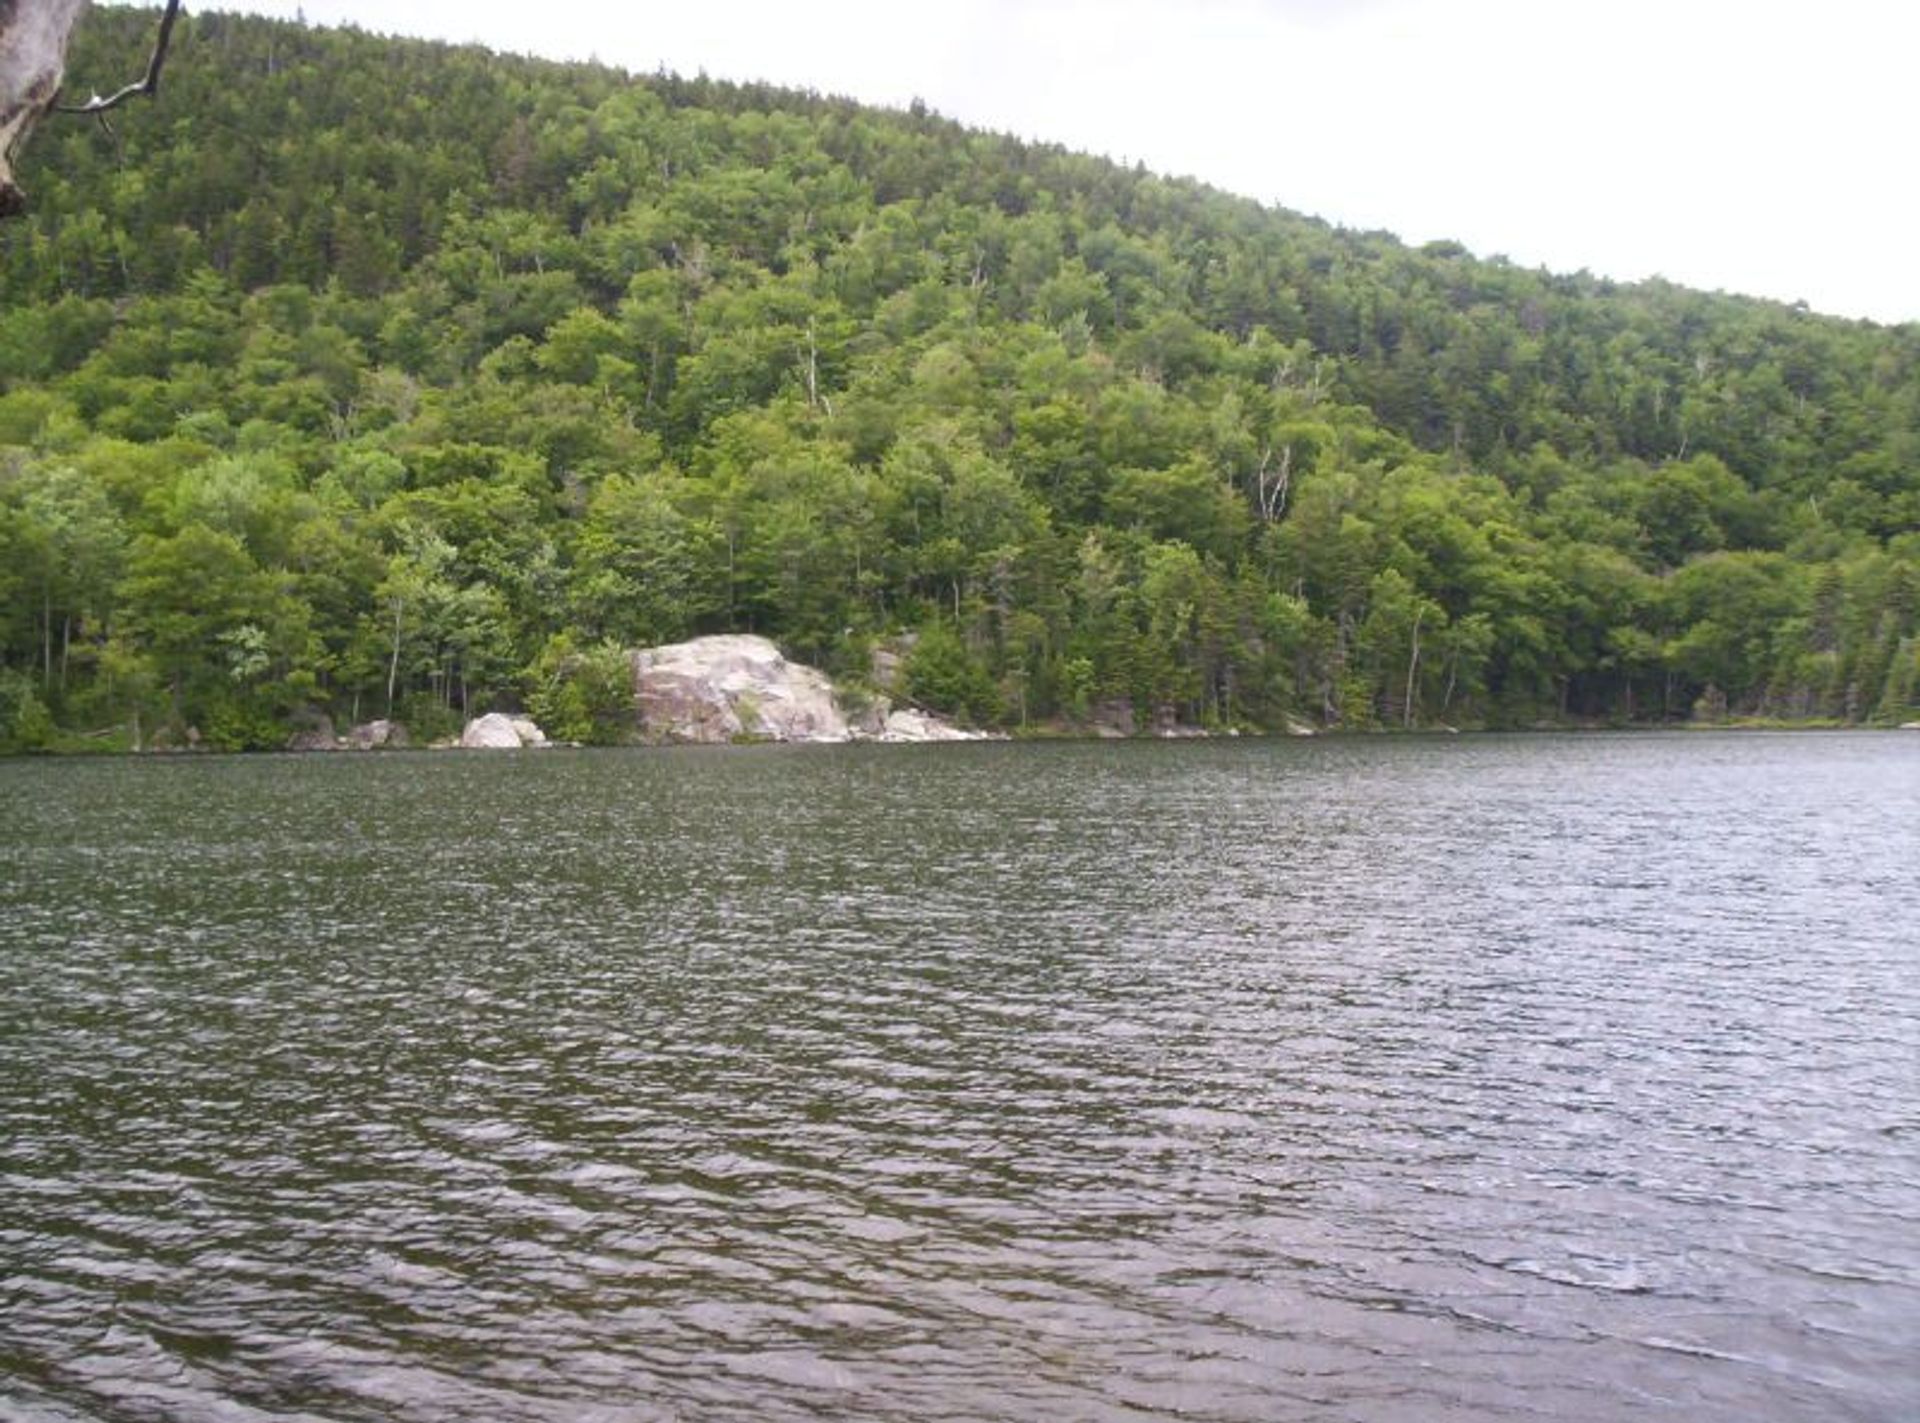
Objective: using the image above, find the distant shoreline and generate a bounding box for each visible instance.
[4,718,1914,760]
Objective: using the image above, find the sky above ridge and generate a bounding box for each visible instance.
[215,0,1916,324]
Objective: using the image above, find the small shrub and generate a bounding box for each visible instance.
[904,624,1001,725]
[0,670,56,753]
[524,635,634,745]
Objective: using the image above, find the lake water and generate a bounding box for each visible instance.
[2,733,1916,1422]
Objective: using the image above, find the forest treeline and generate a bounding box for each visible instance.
[2,7,1917,749]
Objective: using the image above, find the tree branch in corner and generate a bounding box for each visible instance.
[55,0,181,116]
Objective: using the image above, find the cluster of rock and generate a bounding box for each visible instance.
[285,717,409,752]
[262,651,1920,755]
[1082,696,1308,739]
[284,636,998,752]
[868,706,995,743]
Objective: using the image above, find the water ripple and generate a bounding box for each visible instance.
[2,733,1916,1421]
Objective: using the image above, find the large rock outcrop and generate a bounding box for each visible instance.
[628,634,1003,745]
[632,635,851,744]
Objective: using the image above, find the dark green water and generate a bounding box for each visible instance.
[2,734,1916,1422]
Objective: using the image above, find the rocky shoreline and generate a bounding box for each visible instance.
[285,635,1005,752]
[110,634,1920,754]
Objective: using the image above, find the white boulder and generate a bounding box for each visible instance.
[876,707,995,743]
[459,712,547,749]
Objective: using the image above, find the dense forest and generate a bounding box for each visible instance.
[1,7,1916,750]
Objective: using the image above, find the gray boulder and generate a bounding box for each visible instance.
[1090,698,1136,738]
[348,719,408,750]
[286,713,340,752]
[843,692,892,740]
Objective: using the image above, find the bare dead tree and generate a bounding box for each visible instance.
[1251,441,1293,524]
[59,0,177,114]
[1403,602,1424,729]
[0,0,180,218]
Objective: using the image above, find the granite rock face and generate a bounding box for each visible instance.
[631,635,850,744]
[627,634,1003,745]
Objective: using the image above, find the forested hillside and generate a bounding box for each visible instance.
[2,6,1916,749]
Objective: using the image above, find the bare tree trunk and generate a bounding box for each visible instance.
[1403,605,1424,729]
[1252,442,1293,523]
[386,598,404,714]
[1,0,89,216]
[40,576,52,690]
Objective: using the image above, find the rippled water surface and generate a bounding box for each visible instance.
[3,734,1917,1422]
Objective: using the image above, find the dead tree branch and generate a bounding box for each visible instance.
[56,0,181,115]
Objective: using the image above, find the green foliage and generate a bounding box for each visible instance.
[525,634,635,745]
[0,668,56,752]
[396,692,462,746]
[0,8,1914,749]
[904,624,1000,725]
[198,691,288,753]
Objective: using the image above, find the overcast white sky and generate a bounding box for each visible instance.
[214,0,1916,324]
